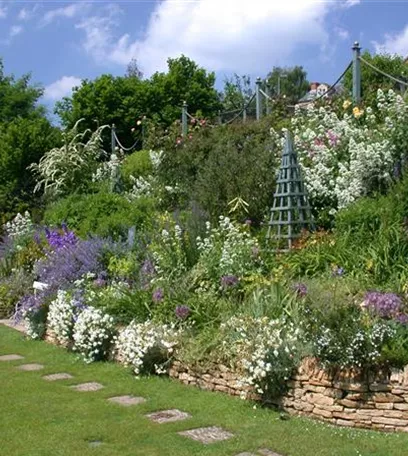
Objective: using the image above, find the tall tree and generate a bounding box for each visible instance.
[266,66,309,103]
[55,74,148,151]
[221,74,253,112]
[0,59,60,220]
[147,55,222,124]
[343,51,408,106]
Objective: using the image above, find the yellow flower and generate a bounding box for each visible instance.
[353,107,364,118]
[343,100,352,110]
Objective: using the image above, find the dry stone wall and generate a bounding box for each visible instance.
[169,358,408,433]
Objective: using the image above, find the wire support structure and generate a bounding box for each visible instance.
[224,93,256,125]
[359,56,408,87]
[113,131,141,152]
[301,61,353,105]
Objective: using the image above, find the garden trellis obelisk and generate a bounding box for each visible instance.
[267,130,314,250]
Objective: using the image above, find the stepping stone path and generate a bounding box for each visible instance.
[0,354,24,361]
[88,440,103,448]
[43,373,73,381]
[108,395,146,407]
[179,426,234,444]
[147,409,191,424]
[258,450,283,456]
[71,382,104,392]
[16,363,44,371]
[1,323,284,454]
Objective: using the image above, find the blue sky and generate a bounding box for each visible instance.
[1,0,408,114]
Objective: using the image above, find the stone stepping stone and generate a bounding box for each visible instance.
[43,373,73,381]
[178,426,234,444]
[107,395,146,406]
[147,409,191,424]
[71,382,104,392]
[88,440,103,448]
[16,363,44,371]
[0,354,24,361]
[258,450,283,456]
[235,453,257,456]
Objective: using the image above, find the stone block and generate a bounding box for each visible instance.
[336,419,355,427]
[372,417,408,427]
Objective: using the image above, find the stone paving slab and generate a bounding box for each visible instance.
[235,453,257,456]
[258,449,283,456]
[178,426,234,444]
[107,395,146,406]
[88,440,103,448]
[0,354,24,361]
[147,409,191,424]
[71,382,104,392]
[43,373,73,381]
[16,363,44,371]
[0,319,27,334]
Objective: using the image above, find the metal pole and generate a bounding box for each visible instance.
[277,76,281,97]
[352,41,361,105]
[218,110,222,125]
[266,84,271,115]
[111,124,116,155]
[256,77,262,121]
[182,101,188,136]
[243,105,247,123]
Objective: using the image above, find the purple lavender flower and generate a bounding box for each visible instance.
[221,275,239,288]
[175,305,190,320]
[292,282,308,298]
[363,291,403,319]
[44,226,77,251]
[152,288,164,303]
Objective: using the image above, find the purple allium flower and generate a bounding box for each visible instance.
[332,266,345,277]
[363,291,403,319]
[94,278,107,288]
[396,314,408,325]
[251,246,260,258]
[152,288,164,303]
[292,282,308,298]
[221,275,239,288]
[175,305,190,320]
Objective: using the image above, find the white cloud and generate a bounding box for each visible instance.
[343,0,360,7]
[18,5,40,21]
[373,25,408,56]
[0,2,7,19]
[10,25,23,38]
[335,27,350,41]
[42,2,90,26]
[44,76,82,101]
[73,0,360,75]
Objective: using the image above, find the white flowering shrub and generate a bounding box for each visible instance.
[47,290,80,345]
[282,89,408,215]
[72,307,115,363]
[3,212,33,239]
[312,320,395,369]
[195,216,261,291]
[218,316,301,400]
[126,175,154,200]
[150,223,188,284]
[114,320,180,375]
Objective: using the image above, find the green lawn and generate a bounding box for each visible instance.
[1,325,407,456]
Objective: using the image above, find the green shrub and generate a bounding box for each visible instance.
[44,191,155,239]
[156,119,280,224]
[121,150,153,189]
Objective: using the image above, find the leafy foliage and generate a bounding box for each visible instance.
[44,191,155,239]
